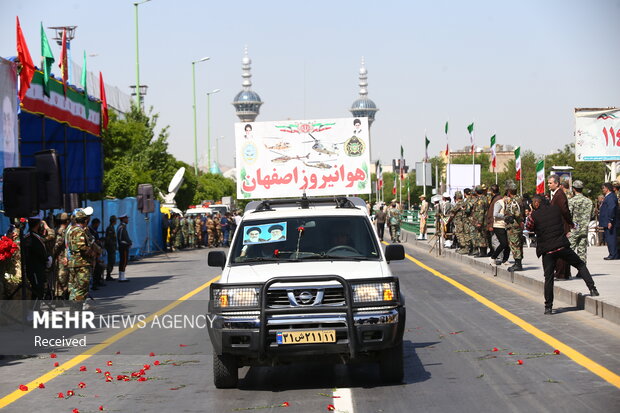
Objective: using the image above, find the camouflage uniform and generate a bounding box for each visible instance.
[568,192,593,263]
[195,216,203,246]
[450,196,468,253]
[505,196,524,260]
[213,215,223,247]
[66,223,92,302]
[186,216,196,248]
[471,195,489,248]
[54,225,69,297]
[172,215,183,249]
[387,205,402,242]
[463,194,475,253]
[206,215,215,247]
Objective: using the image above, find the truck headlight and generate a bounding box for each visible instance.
[352,282,397,303]
[213,287,260,308]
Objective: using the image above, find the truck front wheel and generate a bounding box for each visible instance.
[378,341,404,383]
[213,353,238,388]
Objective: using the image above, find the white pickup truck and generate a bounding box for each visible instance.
[207,196,406,388]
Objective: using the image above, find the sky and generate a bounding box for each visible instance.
[1,0,619,170]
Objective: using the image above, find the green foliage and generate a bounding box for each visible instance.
[545,144,606,199]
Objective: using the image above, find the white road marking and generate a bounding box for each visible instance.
[333,387,355,413]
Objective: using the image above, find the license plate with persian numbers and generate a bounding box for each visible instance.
[276,330,336,345]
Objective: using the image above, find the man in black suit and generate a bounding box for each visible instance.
[600,182,618,260]
[526,195,599,314]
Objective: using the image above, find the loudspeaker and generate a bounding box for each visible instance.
[137,184,155,214]
[2,167,39,218]
[63,193,79,213]
[34,149,63,210]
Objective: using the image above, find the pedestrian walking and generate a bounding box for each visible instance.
[116,214,132,282]
[568,181,594,264]
[375,205,387,241]
[526,194,599,314]
[599,182,618,260]
[387,200,402,243]
[548,174,573,279]
[104,215,117,281]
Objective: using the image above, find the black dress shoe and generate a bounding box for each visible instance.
[544,307,553,315]
[590,288,600,296]
[105,276,116,281]
[604,256,619,260]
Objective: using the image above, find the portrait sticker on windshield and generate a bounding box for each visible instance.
[243,222,288,244]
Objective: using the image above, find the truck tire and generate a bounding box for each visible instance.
[213,353,238,388]
[379,341,403,383]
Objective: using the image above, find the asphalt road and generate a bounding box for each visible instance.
[0,244,619,413]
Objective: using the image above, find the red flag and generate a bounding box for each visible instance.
[99,72,109,130]
[16,16,35,102]
[392,173,397,195]
[58,28,68,95]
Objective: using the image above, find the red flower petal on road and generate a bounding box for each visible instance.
[492,347,499,352]
[67,390,74,397]
[79,366,87,371]
[72,409,79,413]
[153,360,160,366]
[179,344,187,347]
[137,377,147,382]
[104,371,111,376]
[139,369,145,376]
[99,406,104,411]
[508,352,514,355]
[38,383,45,389]
[53,362,59,367]
[281,402,290,407]
[149,352,155,357]
[78,382,86,389]
[95,368,102,373]
[517,360,523,365]
[18,385,28,391]
[143,364,150,370]
[50,353,57,358]
[123,377,131,382]
[115,351,121,355]
[116,375,124,381]
[327,404,335,411]
[106,361,113,366]
[553,349,561,355]
[57,392,64,398]
[105,376,113,382]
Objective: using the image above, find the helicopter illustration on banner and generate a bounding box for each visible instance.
[303,160,336,169]
[263,137,291,151]
[303,133,342,156]
[269,151,310,164]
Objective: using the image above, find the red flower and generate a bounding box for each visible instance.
[297,226,305,233]
[131,372,140,378]
[67,390,74,397]
[143,364,150,370]
[18,384,28,391]
[281,402,290,407]
[99,406,104,411]
[273,249,280,257]
[179,344,187,347]
[123,377,130,382]
[19,218,26,223]
[517,360,523,365]
[508,352,514,355]
[139,369,146,376]
[116,375,124,381]
[79,366,87,371]
[492,347,499,352]
[50,353,57,358]
[72,409,80,413]
[149,352,155,357]
[115,351,121,355]
[553,349,561,355]
[104,371,111,376]
[78,382,86,389]
[95,368,102,373]
[327,404,335,411]
[106,361,113,366]
[153,360,160,366]
[38,383,45,389]
[137,377,147,382]
[105,376,113,382]
[58,392,64,398]
[53,362,59,367]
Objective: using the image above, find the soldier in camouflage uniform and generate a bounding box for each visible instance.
[195,214,203,247]
[471,186,489,257]
[53,213,70,298]
[461,188,474,254]
[206,214,216,247]
[66,209,93,304]
[213,213,223,247]
[387,199,402,243]
[568,180,593,264]
[172,213,183,250]
[449,191,468,253]
[504,188,524,271]
[186,215,195,248]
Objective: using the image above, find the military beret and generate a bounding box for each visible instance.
[572,180,584,189]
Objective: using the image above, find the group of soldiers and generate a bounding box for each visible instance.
[167,211,236,251]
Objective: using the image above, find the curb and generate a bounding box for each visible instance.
[400,230,619,326]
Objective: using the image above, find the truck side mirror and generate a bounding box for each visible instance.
[208,251,227,269]
[385,244,405,262]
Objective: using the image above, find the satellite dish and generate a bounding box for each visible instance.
[168,167,186,194]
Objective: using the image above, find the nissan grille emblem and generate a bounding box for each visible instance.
[298,291,313,304]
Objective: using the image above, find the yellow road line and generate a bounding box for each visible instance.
[0,275,220,409]
[402,250,620,389]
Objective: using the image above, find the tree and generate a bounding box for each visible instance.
[544,144,606,200]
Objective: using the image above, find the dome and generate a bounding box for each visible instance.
[233,90,262,103]
[350,97,377,110]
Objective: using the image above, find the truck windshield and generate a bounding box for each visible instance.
[230,215,381,264]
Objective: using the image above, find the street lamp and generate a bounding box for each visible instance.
[134,0,151,111]
[206,88,221,170]
[192,56,210,175]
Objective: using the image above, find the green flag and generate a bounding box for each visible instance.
[40,23,55,97]
[400,145,404,159]
[444,121,449,135]
[81,51,89,118]
[424,136,430,162]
